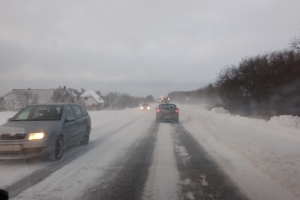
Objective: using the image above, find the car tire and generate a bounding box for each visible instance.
[175,118,179,123]
[156,118,160,123]
[80,128,90,145]
[49,137,64,161]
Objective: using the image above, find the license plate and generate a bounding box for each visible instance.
[0,144,22,151]
[165,116,171,118]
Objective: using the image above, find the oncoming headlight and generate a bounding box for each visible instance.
[28,132,45,140]
[147,106,150,109]
[140,107,144,109]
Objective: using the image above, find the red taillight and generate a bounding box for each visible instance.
[175,109,179,113]
[156,109,160,113]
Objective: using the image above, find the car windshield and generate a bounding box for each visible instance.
[159,104,177,109]
[1,1,300,200]
[11,105,62,121]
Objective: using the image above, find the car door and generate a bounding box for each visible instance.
[71,105,87,142]
[62,105,79,146]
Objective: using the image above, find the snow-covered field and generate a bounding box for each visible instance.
[0,105,300,200]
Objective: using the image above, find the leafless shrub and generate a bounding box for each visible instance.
[0,99,18,111]
[15,90,39,109]
[51,86,76,103]
[51,86,85,105]
[215,49,300,116]
[290,35,300,50]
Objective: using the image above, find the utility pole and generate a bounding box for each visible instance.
[109,93,111,110]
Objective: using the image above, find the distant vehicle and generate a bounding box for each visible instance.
[158,97,171,104]
[140,103,151,110]
[156,103,179,123]
[0,104,91,160]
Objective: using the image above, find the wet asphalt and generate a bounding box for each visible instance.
[172,123,246,200]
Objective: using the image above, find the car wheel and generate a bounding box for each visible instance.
[49,137,64,161]
[156,118,160,123]
[80,128,90,145]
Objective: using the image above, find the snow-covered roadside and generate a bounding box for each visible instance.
[179,104,300,200]
[0,108,144,189]
[0,112,16,124]
[269,115,300,130]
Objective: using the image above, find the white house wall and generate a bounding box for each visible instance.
[81,97,99,107]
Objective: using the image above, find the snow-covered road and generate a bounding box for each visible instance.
[0,105,299,200]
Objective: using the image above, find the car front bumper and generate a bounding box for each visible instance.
[0,139,52,159]
[0,147,52,159]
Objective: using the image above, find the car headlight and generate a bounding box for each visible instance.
[147,107,150,109]
[140,107,144,109]
[28,132,45,140]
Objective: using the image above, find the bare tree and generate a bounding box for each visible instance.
[290,35,300,50]
[15,90,39,109]
[0,99,17,111]
[51,86,76,103]
[51,86,85,105]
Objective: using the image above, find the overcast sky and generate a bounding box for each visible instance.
[1,0,300,98]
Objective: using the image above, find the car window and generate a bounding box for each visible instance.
[13,107,32,120]
[65,105,75,119]
[12,105,62,121]
[79,106,88,116]
[159,104,176,109]
[72,105,83,118]
[32,107,47,118]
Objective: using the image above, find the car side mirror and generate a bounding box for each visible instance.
[7,118,12,122]
[66,117,76,122]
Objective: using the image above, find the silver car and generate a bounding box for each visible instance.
[0,104,91,160]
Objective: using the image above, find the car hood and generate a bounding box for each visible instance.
[0,121,60,134]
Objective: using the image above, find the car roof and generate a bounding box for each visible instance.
[159,103,176,106]
[30,103,83,106]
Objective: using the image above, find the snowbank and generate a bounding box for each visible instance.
[270,115,300,130]
[180,104,300,199]
[211,107,300,131]
[211,107,229,114]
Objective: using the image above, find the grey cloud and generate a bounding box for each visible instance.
[0,0,300,97]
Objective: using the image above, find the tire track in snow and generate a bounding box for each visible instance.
[81,122,158,200]
[171,123,247,200]
[4,116,141,199]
